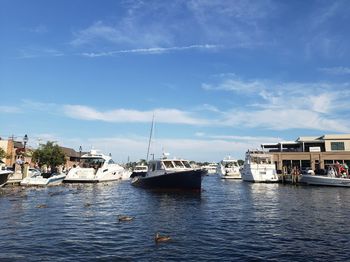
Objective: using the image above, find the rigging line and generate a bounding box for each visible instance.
[146,113,155,161]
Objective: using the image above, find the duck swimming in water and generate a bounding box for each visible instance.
[155,232,171,243]
[36,204,48,208]
[118,215,134,222]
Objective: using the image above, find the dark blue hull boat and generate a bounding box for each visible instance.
[131,169,203,190]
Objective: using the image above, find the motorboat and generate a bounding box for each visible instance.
[218,157,241,179]
[0,169,13,187]
[64,149,126,183]
[131,154,204,190]
[130,164,148,178]
[120,169,132,180]
[241,150,278,182]
[300,165,350,187]
[202,163,218,175]
[21,171,66,186]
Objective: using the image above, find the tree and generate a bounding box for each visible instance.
[0,147,7,160]
[237,159,244,166]
[32,141,66,172]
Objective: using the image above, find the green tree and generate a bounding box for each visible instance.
[0,148,7,160]
[237,159,244,166]
[32,142,66,172]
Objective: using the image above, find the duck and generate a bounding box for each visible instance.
[118,215,134,222]
[36,204,48,208]
[155,232,171,243]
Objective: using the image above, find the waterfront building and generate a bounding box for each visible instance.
[261,134,350,173]
[0,138,30,166]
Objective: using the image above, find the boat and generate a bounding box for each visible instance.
[300,165,350,187]
[130,164,148,178]
[64,149,126,183]
[241,150,278,182]
[0,169,12,187]
[218,157,241,179]
[20,171,66,186]
[202,163,218,175]
[131,154,204,190]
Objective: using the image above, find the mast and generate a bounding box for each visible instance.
[146,114,155,161]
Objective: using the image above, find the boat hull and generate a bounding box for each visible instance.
[20,173,66,186]
[64,167,123,183]
[131,169,203,190]
[300,175,350,187]
[0,171,12,187]
[241,164,278,183]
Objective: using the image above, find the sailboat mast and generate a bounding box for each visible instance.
[146,114,155,161]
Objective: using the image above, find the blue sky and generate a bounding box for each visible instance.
[1,0,350,162]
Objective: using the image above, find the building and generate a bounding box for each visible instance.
[261,134,350,173]
[0,139,31,166]
[59,146,85,168]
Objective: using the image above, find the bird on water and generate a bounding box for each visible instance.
[155,232,171,243]
[118,215,134,222]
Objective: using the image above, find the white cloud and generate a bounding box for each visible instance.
[222,109,350,133]
[81,135,262,162]
[71,1,274,50]
[63,105,210,125]
[71,19,173,48]
[0,106,21,113]
[80,44,218,57]
[17,48,64,59]
[319,66,350,75]
[203,76,350,132]
[27,25,48,34]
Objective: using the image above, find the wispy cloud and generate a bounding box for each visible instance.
[197,133,281,143]
[27,25,48,34]
[71,1,274,51]
[319,66,350,75]
[63,105,210,125]
[84,135,264,162]
[17,48,64,59]
[71,19,173,48]
[80,44,218,57]
[0,106,21,113]
[203,75,350,132]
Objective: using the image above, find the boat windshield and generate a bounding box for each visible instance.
[135,166,147,171]
[163,160,175,169]
[182,161,191,168]
[173,160,185,168]
[224,162,238,167]
[80,157,105,168]
[251,156,271,164]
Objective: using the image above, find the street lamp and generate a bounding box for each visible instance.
[79,146,82,159]
[23,134,28,150]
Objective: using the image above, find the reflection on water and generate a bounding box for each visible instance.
[1,176,350,261]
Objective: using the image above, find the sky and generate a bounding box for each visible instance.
[1,0,350,163]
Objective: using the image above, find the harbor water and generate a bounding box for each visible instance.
[1,175,350,261]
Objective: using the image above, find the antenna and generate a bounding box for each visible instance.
[146,114,155,161]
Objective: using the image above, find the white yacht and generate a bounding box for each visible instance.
[64,150,126,183]
[202,163,218,175]
[21,171,66,186]
[218,157,241,179]
[241,150,278,182]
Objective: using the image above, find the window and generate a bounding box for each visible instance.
[173,161,184,168]
[163,161,174,168]
[331,142,345,151]
[182,161,191,168]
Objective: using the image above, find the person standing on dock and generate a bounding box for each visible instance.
[292,166,300,184]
